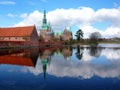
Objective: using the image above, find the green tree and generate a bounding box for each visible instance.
[75,29,84,41]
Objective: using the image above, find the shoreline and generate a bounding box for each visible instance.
[1,42,120,49]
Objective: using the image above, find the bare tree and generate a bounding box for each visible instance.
[89,32,101,45]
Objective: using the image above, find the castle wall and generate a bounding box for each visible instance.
[0,37,29,42]
[61,30,72,41]
[30,28,39,46]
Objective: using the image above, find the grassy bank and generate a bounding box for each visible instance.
[62,39,120,46]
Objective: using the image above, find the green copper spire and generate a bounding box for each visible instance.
[41,10,51,30]
[43,10,47,24]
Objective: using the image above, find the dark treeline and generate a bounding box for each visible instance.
[62,29,120,45]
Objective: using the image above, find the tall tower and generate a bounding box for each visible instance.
[41,10,48,30]
[40,10,54,42]
[43,10,47,25]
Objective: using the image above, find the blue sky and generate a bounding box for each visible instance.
[0,0,120,38]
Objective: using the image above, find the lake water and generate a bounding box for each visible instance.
[0,44,120,90]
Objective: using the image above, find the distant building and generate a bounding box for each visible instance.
[61,28,72,41]
[54,28,73,41]
[54,32,62,41]
[0,25,39,47]
[40,10,54,42]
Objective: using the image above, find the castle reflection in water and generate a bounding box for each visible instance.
[0,45,120,90]
[0,45,119,79]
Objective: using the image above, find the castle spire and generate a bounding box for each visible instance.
[43,9,47,24]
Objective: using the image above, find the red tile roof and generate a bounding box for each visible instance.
[0,25,35,37]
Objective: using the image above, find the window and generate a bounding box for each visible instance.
[0,37,4,40]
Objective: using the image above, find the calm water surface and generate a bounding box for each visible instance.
[0,44,120,90]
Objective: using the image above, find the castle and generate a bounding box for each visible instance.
[39,10,54,42]
[0,10,73,48]
[39,10,73,42]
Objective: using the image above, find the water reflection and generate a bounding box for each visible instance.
[88,45,102,57]
[75,45,83,60]
[0,46,120,79]
[0,48,39,67]
[62,46,72,60]
[39,48,53,79]
[26,46,120,79]
[0,45,120,89]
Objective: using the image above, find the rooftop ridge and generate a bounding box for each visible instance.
[0,25,35,29]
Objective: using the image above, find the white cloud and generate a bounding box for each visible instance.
[101,48,120,61]
[94,8,120,27]
[7,13,15,18]
[14,10,43,27]
[20,13,28,18]
[14,7,120,38]
[82,48,94,61]
[103,27,120,38]
[0,1,16,5]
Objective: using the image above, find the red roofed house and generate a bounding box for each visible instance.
[0,25,39,47]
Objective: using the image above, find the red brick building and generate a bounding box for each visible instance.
[0,25,39,47]
[61,28,72,41]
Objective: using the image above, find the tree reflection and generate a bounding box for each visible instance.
[89,45,102,57]
[75,45,83,60]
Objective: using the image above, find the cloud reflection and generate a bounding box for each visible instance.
[27,47,120,79]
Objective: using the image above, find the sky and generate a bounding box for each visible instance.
[0,0,120,38]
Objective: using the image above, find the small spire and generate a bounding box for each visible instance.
[44,9,46,16]
[43,9,47,24]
